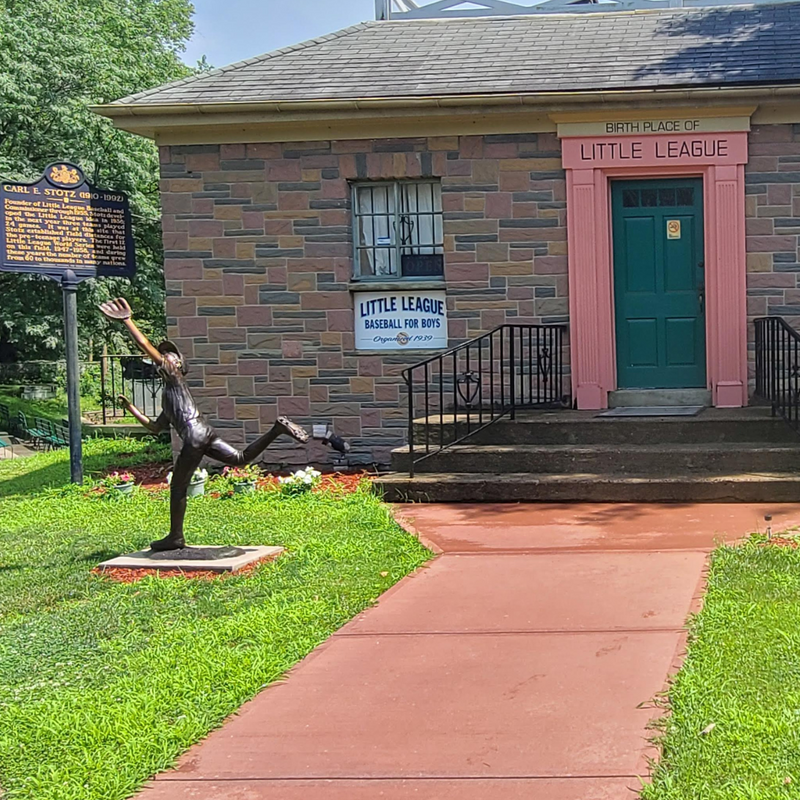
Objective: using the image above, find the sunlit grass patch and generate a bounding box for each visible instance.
[0,442,431,800]
[0,436,171,499]
[643,541,800,800]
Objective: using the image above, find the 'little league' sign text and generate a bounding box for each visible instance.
[355,291,447,350]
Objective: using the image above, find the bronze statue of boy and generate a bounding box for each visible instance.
[100,297,309,552]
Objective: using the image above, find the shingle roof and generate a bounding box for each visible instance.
[111,4,800,107]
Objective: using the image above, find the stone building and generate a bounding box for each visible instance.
[97,1,800,474]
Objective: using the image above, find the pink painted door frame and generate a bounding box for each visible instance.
[562,132,749,409]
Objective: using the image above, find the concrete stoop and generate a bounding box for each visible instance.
[377,471,800,503]
[377,408,800,503]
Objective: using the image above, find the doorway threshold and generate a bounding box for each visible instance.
[598,405,705,418]
[609,388,712,408]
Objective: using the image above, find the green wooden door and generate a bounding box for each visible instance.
[612,179,706,389]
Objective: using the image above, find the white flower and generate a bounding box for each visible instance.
[277,465,321,493]
[167,468,207,485]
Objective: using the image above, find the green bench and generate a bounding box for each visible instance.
[45,420,70,449]
[18,412,45,448]
[17,413,68,449]
[13,412,71,450]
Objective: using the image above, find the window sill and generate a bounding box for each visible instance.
[349,279,446,293]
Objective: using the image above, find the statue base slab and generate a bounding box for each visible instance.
[99,545,284,574]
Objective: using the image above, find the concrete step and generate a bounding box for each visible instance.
[392,442,800,476]
[411,408,794,446]
[376,471,800,503]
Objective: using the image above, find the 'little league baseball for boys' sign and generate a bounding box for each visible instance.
[355,291,447,350]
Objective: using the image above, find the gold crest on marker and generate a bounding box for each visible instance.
[49,164,81,186]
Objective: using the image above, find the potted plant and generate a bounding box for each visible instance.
[167,467,208,498]
[278,467,322,496]
[224,464,263,494]
[105,471,135,496]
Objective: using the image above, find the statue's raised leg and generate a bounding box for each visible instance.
[206,416,309,466]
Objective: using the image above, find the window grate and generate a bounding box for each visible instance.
[352,180,444,280]
[621,186,696,209]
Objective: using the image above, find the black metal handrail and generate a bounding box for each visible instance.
[403,323,570,476]
[754,316,800,431]
[100,354,162,424]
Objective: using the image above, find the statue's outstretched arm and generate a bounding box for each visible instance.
[99,298,163,365]
[119,395,168,435]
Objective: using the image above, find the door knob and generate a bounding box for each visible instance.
[698,286,705,314]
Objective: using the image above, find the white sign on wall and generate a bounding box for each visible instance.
[355,290,448,351]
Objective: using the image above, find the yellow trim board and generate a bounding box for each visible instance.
[552,106,755,138]
[557,116,752,138]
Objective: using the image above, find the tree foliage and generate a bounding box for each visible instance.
[0,0,196,360]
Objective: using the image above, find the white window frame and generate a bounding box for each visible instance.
[351,179,444,281]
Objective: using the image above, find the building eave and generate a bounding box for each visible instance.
[92,84,800,144]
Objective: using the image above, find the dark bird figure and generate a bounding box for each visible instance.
[100,297,310,552]
[322,430,351,454]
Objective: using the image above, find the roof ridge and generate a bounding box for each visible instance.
[111,20,378,105]
[373,1,800,22]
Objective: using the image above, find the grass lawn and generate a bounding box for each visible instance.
[0,440,431,800]
[0,390,74,427]
[0,437,171,498]
[0,391,103,427]
[643,541,800,800]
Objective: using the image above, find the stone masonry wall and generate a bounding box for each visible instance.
[159,134,568,467]
[745,123,800,387]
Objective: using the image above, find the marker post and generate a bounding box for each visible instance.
[62,269,83,483]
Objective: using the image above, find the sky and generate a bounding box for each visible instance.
[184,0,379,69]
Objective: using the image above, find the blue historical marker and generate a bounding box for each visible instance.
[0,162,135,279]
[0,163,137,482]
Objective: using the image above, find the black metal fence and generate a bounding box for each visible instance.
[755,316,800,430]
[100,354,162,424]
[403,323,570,476]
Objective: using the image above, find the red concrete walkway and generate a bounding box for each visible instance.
[139,502,800,800]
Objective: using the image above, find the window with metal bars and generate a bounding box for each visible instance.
[352,180,444,280]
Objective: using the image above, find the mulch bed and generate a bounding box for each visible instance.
[121,461,172,489]
[762,536,800,549]
[97,463,372,494]
[313,472,371,493]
